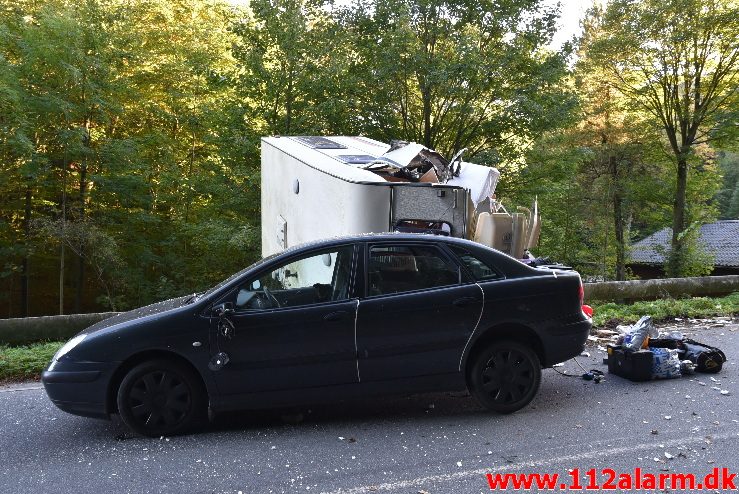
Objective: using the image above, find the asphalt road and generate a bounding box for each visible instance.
[1,323,738,494]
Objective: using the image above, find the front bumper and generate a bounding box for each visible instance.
[42,360,117,419]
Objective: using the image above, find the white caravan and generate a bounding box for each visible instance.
[260,135,539,258]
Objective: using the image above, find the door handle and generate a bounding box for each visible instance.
[452,297,478,308]
[324,310,348,322]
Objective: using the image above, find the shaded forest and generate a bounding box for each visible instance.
[1,0,737,317]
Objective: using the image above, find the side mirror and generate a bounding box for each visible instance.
[212,302,234,317]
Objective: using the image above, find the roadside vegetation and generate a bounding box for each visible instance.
[591,292,739,327]
[0,341,62,383]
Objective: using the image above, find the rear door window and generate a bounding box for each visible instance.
[367,244,460,296]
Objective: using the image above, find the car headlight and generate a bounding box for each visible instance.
[53,334,87,361]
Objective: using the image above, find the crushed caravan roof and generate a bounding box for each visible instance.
[261,135,500,207]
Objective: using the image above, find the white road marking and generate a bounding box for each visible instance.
[321,430,739,494]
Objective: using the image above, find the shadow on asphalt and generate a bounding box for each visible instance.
[61,369,596,442]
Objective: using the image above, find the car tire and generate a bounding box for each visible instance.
[468,340,541,414]
[117,359,206,437]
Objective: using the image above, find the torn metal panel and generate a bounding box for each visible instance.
[362,140,455,183]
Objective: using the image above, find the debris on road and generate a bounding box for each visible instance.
[605,316,728,382]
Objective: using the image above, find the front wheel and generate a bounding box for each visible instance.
[468,340,541,414]
[117,359,206,437]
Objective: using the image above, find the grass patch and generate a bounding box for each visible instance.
[591,292,739,327]
[0,341,63,382]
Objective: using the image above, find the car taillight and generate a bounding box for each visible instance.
[578,282,584,306]
[582,304,593,318]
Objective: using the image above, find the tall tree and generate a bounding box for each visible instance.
[339,0,576,160]
[572,6,666,280]
[589,0,739,276]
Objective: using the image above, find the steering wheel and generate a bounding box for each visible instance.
[262,286,281,308]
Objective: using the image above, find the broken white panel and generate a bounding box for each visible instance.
[448,161,500,207]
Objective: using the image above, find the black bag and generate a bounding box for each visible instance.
[648,337,727,374]
[682,338,726,374]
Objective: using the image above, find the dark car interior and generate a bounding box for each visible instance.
[368,245,459,296]
[235,246,354,310]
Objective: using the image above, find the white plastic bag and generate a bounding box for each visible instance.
[623,316,658,350]
[651,347,682,379]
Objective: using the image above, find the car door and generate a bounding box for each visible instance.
[211,244,359,396]
[355,241,483,382]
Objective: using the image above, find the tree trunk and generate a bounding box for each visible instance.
[584,275,739,302]
[422,86,432,148]
[668,155,688,276]
[610,155,626,281]
[285,68,293,134]
[74,158,88,313]
[20,186,31,317]
[60,154,67,316]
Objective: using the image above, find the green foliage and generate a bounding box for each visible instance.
[0,341,63,381]
[592,292,739,327]
[585,0,738,276]
[0,0,735,316]
[716,151,739,219]
[335,0,576,160]
[0,0,260,314]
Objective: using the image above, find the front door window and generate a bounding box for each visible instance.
[234,246,354,310]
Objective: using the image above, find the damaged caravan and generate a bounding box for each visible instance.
[261,136,540,258]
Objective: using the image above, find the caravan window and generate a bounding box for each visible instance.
[368,245,460,296]
[234,246,354,310]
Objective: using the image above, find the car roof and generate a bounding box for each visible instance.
[283,232,483,253]
[282,233,534,276]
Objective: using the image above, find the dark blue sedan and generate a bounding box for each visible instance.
[43,234,590,436]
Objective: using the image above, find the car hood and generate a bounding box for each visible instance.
[77,295,194,336]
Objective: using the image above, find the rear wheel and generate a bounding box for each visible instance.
[117,359,206,436]
[468,340,541,414]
